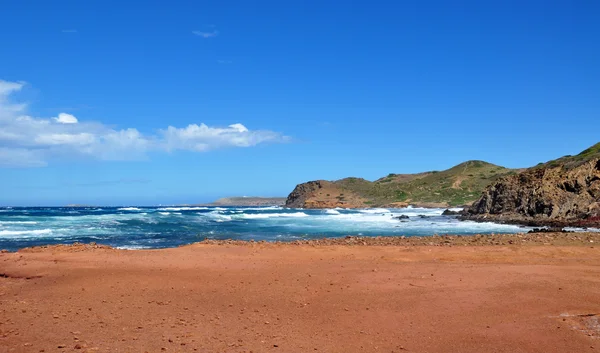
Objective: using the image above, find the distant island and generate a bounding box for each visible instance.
[202,197,286,207]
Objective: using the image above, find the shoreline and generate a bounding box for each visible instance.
[460,213,600,229]
[10,231,600,253]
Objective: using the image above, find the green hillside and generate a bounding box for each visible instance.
[333,160,516,207]
[537,142,600,170]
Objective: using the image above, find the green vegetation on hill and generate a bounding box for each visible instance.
[536,142,600,170]
[333,160,515,207]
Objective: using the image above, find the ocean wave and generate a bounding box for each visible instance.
[448,207,464,212]
[0,229,52,237]
[0,221,38,225]
[394,207,445,217]
[565,227,600,233]
[118,207,142,211]
[115,245,153,250]
[203,212,232,222]
[239,212,309,219]
[233,206,282,211]
[0,206,535,250]
[358,208,391,214]
[326,213,400,224]
[157,207,209,211]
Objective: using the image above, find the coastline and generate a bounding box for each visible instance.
[2,236,599,352]
[8,231,600,253]
[459,213,600,229]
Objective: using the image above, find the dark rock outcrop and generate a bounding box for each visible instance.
[528,227,572,234]
[284,180,369,208]
[464,158,600,227]
[441,209,461,216]
[285,180,327,208]
[394,215,410,220]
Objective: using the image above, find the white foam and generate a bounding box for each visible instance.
[159,212,170,215]
[448,207,464,212]
[358,208,391,214]
[157,207,209,211]
[0,229,52,237]
[204,212,232,222]
[326,213,400,224]
[239,212,309,219]
[325,209,341,215]
[115,245,153,250]
[394,207,444,217]
[565,227,600,233]
[0,221,38,225]
[233,206,282,211]
[118,207,142,211]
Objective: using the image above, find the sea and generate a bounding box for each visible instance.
[0,205,547,251]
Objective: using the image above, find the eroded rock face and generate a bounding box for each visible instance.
[285,180,329,208]
[284,180,368,208]
[465,159,600,226]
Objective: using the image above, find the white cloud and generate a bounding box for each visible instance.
[229,123,249,132]
[54,113,78,124]
[160,123,282,152]
[0,79,288,167]
[192,30,219,38]
[0,80,25,96]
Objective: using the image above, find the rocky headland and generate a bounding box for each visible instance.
[285,161,516,209]
[463,153,600,228]
[286,142,600,228]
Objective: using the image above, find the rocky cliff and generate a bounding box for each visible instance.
[464,158,600,227]
[285,180,369,208]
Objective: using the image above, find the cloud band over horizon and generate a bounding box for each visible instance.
[0,80,289,167]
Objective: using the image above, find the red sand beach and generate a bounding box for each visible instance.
[1,234,600,352]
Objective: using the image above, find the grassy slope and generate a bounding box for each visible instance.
[535,142,600,169]
[334,161,515,207]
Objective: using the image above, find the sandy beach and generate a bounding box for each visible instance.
[2,233,600,352]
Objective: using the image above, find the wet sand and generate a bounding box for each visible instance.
[1,233,600,352]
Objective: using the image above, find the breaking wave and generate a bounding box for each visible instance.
[0,229,53,237]
[0,205,547,251]
[237,212,309,219]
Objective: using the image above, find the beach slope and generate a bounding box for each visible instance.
[1,237,600,352]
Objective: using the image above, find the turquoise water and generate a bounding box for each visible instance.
[0,206,531,251]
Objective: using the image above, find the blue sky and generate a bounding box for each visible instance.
[1,0,599,206]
